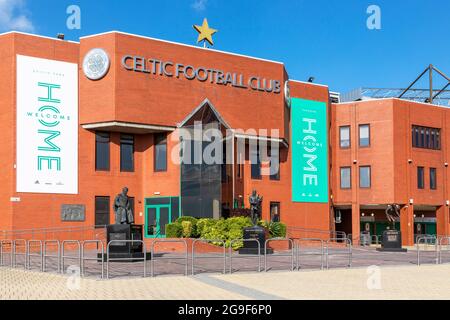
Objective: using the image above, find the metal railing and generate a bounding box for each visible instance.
[192,239,226,276]
[13,239,27,269]
[26,240,43,271]
[106,240,147,279]
[229,239,262,274]
[325,238,352,269]
[438,236,450,264]
[371,235,380,245]
[0,225,108,241]
[417,235,438,266]
[43,240,60,273]
[287,226,346,241]
[264,238,295,272]
[151,239,188,277]
[61,240,81,274]
[415,234,437,245]
[295,238,325,270]
[82,240,104,279]
[0,240,13,267]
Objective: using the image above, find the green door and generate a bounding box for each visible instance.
[145,204,171,238]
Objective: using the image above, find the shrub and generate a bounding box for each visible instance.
[166,222,182,238]
[177,216,199,237]
[259,221,287,238]
[181,221,193,238]
[270,222,287,238]
[196,218,216,237]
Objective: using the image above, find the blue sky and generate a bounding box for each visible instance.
[1,0,450,93]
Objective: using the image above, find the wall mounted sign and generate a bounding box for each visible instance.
[16,55,78,194]
[291,98,328,203]
[121,55,282,94]
[83,48,110,80]
[61,205,86,222]
[284,81,291,108]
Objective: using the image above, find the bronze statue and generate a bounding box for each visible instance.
[113,187,134,225]
[385,204,400,230]
[249,190,263,226]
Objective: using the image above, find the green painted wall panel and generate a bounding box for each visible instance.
[291,98,329,203]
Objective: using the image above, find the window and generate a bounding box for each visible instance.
[95,197,110,227]
[154,133,167,172]
[412,125,441,150]
[269,147,280,181]
[270,202,281,222]
[95,132,110,171]
[430,168,437,190]
[120,134,135,172]
[340,126,350,148]
[417,167,425,189]
[250,144,261,179]
[359,124,370,147]
[359,166,371,188]
[340,167,351,189]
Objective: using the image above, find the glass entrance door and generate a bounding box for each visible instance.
[145,204,171,238]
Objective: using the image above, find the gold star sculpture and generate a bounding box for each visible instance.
[193,18,218,47]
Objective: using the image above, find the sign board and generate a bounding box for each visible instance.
[291,98,328,203]
[16,55,78,194]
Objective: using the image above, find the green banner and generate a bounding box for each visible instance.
[291,98,328,203]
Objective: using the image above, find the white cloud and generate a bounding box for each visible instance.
[0,0,34,32]
[191,0,208,12]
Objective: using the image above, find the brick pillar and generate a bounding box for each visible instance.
[352,202,360,245]
[436,205,449,237]
[401,205,414,246]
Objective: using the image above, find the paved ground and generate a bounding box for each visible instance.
[2,263,450,300]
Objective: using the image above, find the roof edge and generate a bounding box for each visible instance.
[80,30,284,66]
[0,31,79,44]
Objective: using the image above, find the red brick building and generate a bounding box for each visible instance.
[332,99,450,245]
[2,31,449,247]
[0,31,331,240]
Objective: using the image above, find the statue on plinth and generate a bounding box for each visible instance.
[113,187,134,225]
[249,190,263,226]
[385,204,400,230]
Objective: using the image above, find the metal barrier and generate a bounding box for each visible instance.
[106,240,147,279]
[264,238,295,272]
[438,236,450,264]
[371,235,380,245]
[81,240,104,279]
[325,238,352,269]
[26,240,43,271]
[13,239,27,269]
[61,240,81,274]
[151,239,188,277]
[295,238,325,270]
[0,240,13,267]
[192,239,226,276]
[43,240,60,273]
[416,235,438,266]
[229,239,261,274]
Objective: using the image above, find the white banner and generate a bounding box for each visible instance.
[16,55,78,194]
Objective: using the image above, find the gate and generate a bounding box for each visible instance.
[264,238,295,272]
[26,240,43,271]
[229,239,262,274]
[151,239,188,277]
[81,240,104,279]
[43,240,60,273]
[192,239,226,276]
[416,235,438,266]
[325,238,352,269]
[295,238,325,270]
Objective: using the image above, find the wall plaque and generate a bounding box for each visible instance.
[61,204,86,222]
